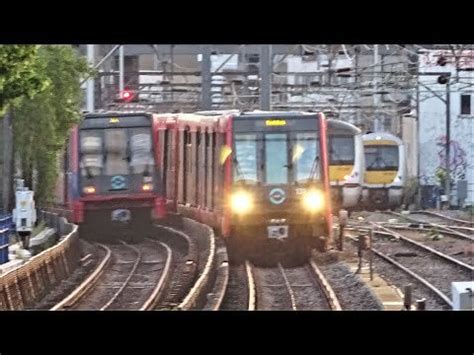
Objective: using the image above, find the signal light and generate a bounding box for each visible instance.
[437,75,449,85]
[115,88,138,103]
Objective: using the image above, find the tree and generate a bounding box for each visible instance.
[12,45,92,205]
[0,45,50,114]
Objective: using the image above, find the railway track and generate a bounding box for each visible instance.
[382,211,474,239]
[371,224,474,267]
[51,238,172,310]
[247,260,341,310]
[347,225,473,309]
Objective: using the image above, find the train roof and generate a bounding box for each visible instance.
[234,110,318,119]
[327,119,361,135]
[83,111,154,118]
[363,132,403,145]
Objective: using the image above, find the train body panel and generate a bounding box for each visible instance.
[362,132,406,210]
[327,119,365,211]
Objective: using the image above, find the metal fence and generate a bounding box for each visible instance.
[0,214,14,265]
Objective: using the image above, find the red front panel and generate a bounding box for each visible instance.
[318,113,333,245]
[221,116,233,238]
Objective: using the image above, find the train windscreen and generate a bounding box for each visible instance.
[234,134,258,184]
[364,145,399,171]
[293,133,320,183]
[233,131,321,185]
[80,128,154,177]
[329,136,354,165]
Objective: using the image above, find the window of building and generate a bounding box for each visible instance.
[461,94,471,115]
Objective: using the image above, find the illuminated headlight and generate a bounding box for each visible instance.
[302,189,324,213]
[394,176,402,183]
[230,191,253,214]
[83,186,96,194]
[142,183,153,191]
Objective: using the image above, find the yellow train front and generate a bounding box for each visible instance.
[327,119,365,212]
[362,132,406,210]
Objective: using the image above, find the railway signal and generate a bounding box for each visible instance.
[116,88,138,103]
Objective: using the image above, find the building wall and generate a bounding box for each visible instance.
[418,50,474,205]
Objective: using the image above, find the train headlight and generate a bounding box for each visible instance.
[83,186,96,194]
[142,183,153,191]
[302,189,324,213]
[230,191,253,214]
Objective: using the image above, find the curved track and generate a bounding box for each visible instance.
[52,239,172,310]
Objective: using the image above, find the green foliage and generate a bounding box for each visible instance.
[12,45,92,205]
[0,45,50,114]
[435,167,447,187]
[427,226,443,241]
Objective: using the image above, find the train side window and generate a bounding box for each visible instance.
[183,127,191,203]
[193,129,199,206]
[209,132,216,210]
[166,129,174,200]
[161,129,168,197]
[216,132,226,210]
[203,130,210,209]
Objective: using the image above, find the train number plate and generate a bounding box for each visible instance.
[267,225,289,240]
[111,209,131,222]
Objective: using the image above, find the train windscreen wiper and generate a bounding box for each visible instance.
[233,158,247,183]
[308,156,320,182]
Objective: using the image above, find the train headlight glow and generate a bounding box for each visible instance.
[230,191,253,214]
[83,186,96,194]
[302,189,324,212]
[142,183,153,191]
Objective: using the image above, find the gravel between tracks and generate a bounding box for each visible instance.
[283,266,331,310]
[343,241,450,310]
[74,243,139,310]
[220,265,249,310]
[253,265,331,310]
[391,228,473,266]
[371,234,472,300]
[315,260,381,310]
[105,240,167,310]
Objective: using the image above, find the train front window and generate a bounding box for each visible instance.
[80,130,103,177]
[104,129,129,175]
[329,136,354,165]
[80,127,154,177]
[265,133,288,185]
[365,145,399,171]
[130,128,154,175]
[293,133,320,183]
[234,134,258,183]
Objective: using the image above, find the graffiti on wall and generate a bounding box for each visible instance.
[435,135,468,186]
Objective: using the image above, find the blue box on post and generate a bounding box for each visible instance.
[0,213,12,264]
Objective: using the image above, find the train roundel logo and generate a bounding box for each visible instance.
[269,188,286,205]
[111,175,126,189]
